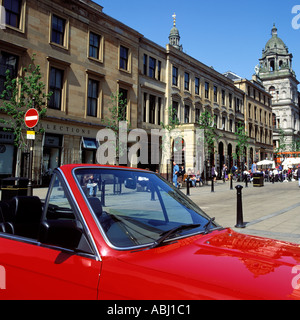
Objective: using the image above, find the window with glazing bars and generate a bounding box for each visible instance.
[49,67,63,110]
[149,57,156,79]
[51,15,65,46]
[4,0,21,28]
[89,32,100,59]
[0,51,18,98]
[184,73,189,91]
[120,46,129,70]
[87,79,99,117]
[172,66,178,86]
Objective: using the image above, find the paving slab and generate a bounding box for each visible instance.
[187,180,300,244]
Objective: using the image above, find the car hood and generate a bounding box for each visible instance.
[115,228,300,299]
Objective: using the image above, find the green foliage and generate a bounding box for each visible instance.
[160,105,181,155]
[233,122,249,161]
[290,138,300,152]
[274,127,286,154]
[160,105,180,132]
[104,91,129,132]
[102,91,129,160]
[197,111,220,154]
[0,54,52,148]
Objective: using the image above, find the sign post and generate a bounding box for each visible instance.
[24,100,39,196]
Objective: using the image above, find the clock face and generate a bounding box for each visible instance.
[0,145,6,154]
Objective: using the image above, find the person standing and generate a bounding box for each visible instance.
[222,164,228,182]
[178,165,185,185]
[212,165,217,182]
[251,161,257,174]
[297,165,300,188]
[225,165,229,181]
[173,161,179,188]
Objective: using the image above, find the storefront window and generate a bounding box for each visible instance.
[0,131,15,176]
[42,134,62,185]
[82,138,98,164]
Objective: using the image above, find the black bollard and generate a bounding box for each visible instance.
[230,174,233,190]
[211,176,214,193]
[245,174,248,188]
[186,176,190,196]
[151,187,155,201]
[235,185,245,228]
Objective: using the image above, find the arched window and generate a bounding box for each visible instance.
[269,59,275,72]
[269,86,276,96]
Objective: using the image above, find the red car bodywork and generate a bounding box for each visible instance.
[0,164,300,300]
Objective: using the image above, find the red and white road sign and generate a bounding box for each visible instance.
[24,108,39,128]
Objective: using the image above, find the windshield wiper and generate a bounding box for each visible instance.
[203,217,215,235]
[148,223,201,249]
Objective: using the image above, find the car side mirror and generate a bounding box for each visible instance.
[39,220,94,255]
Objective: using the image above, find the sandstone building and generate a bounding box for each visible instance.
[0,0,274,184]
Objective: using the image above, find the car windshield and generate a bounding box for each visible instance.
[74,168,220,249]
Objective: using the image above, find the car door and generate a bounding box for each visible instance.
[0,172,101,300]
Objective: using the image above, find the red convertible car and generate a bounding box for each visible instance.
[0,164,300,300]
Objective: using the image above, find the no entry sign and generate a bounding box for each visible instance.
[24,108,39,128]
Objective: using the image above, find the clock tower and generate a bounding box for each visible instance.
[257,24,300,150]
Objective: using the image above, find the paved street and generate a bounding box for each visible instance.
[11,178,300,245]
[186,179,300,244]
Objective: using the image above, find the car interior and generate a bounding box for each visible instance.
[0,196,43,239]
[0,168,214,252]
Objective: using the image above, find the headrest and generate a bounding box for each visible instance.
[12,196,42,223]
[87,197,102,219]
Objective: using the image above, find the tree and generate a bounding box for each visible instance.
[101,91,129,164]
[197,111,220,182]
[103,91,128,132]
[275,127,287,154]
[160,105,181,157]
[160,105,180,132]
[159,106,181,179]
[0,54,52,176]
[197,111,220,157]
[233,122,249,171]
[290,137,300,153]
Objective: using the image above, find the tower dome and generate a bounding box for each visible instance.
[263,24,289,56]
[258,24,294,77]
[169,13,183,51]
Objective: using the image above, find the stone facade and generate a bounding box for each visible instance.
[232,74,273,162]
[0,0,276,184]
[0,0,140,183]
[257,24,300,150]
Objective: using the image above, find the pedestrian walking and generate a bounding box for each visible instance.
[224,165,228,181]
[212,166,217,182]
[222,164,227,182]
[173,161,179,188]
[297,165,300,188]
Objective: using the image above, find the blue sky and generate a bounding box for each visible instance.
[95,0,300,85]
